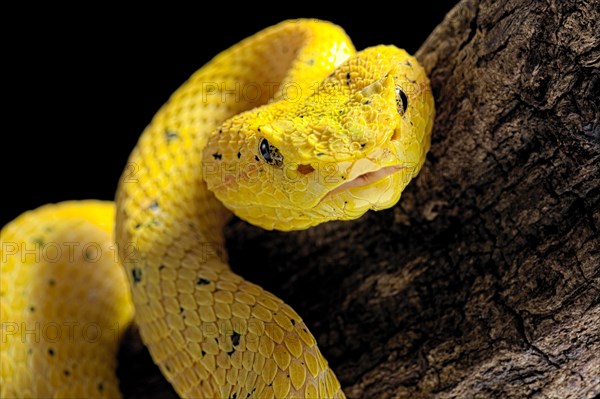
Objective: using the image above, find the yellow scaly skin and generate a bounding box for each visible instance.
[1,19,434,398]
[1,201,134,398]
[116,19,433,398]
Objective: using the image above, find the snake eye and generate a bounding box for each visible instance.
[258,138,283,166]
[396,86,408,114]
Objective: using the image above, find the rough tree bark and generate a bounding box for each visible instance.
[119,0,600,397]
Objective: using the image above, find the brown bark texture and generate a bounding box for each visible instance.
[119,0,600,397]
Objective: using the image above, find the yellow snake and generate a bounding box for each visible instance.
[1,19,434,398]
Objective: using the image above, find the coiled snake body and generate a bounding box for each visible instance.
[1,20,434,398]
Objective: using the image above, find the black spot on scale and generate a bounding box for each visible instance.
[48,348,55,356]
[148,200,159,210]
[64,369,70,376]
[98,382,104,392]
[254,155,260,162]
[229,393,238,399]
[227,349,235,357]
[291,319,296,326]
[406,60,412,67]
[212,153,222,160]
[48,279,56,287]
[196,278,210,285]
[29,306,35,312]
[201,350,206,357]
[131,268,142,283]
[237,152,241,159]
[231,331,241,347]
[360,143,366,149]
[165,130,178,142]
[346,72,351,85]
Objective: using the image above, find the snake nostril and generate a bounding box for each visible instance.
[297,164,315,175]
[391,127,401,141]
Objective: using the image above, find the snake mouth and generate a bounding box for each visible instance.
[319,165,404,204]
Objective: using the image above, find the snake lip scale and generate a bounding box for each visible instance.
[319,164,405,203]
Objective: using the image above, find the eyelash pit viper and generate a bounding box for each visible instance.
[1,19,434,398]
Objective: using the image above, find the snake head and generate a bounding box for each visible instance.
[203,45,434,231]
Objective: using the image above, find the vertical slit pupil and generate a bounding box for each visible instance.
[259,138,272,163]
[396,87,408,113]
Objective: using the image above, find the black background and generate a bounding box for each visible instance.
[3,6,457,227]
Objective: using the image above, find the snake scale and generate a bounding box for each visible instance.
[1,19,434,398]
